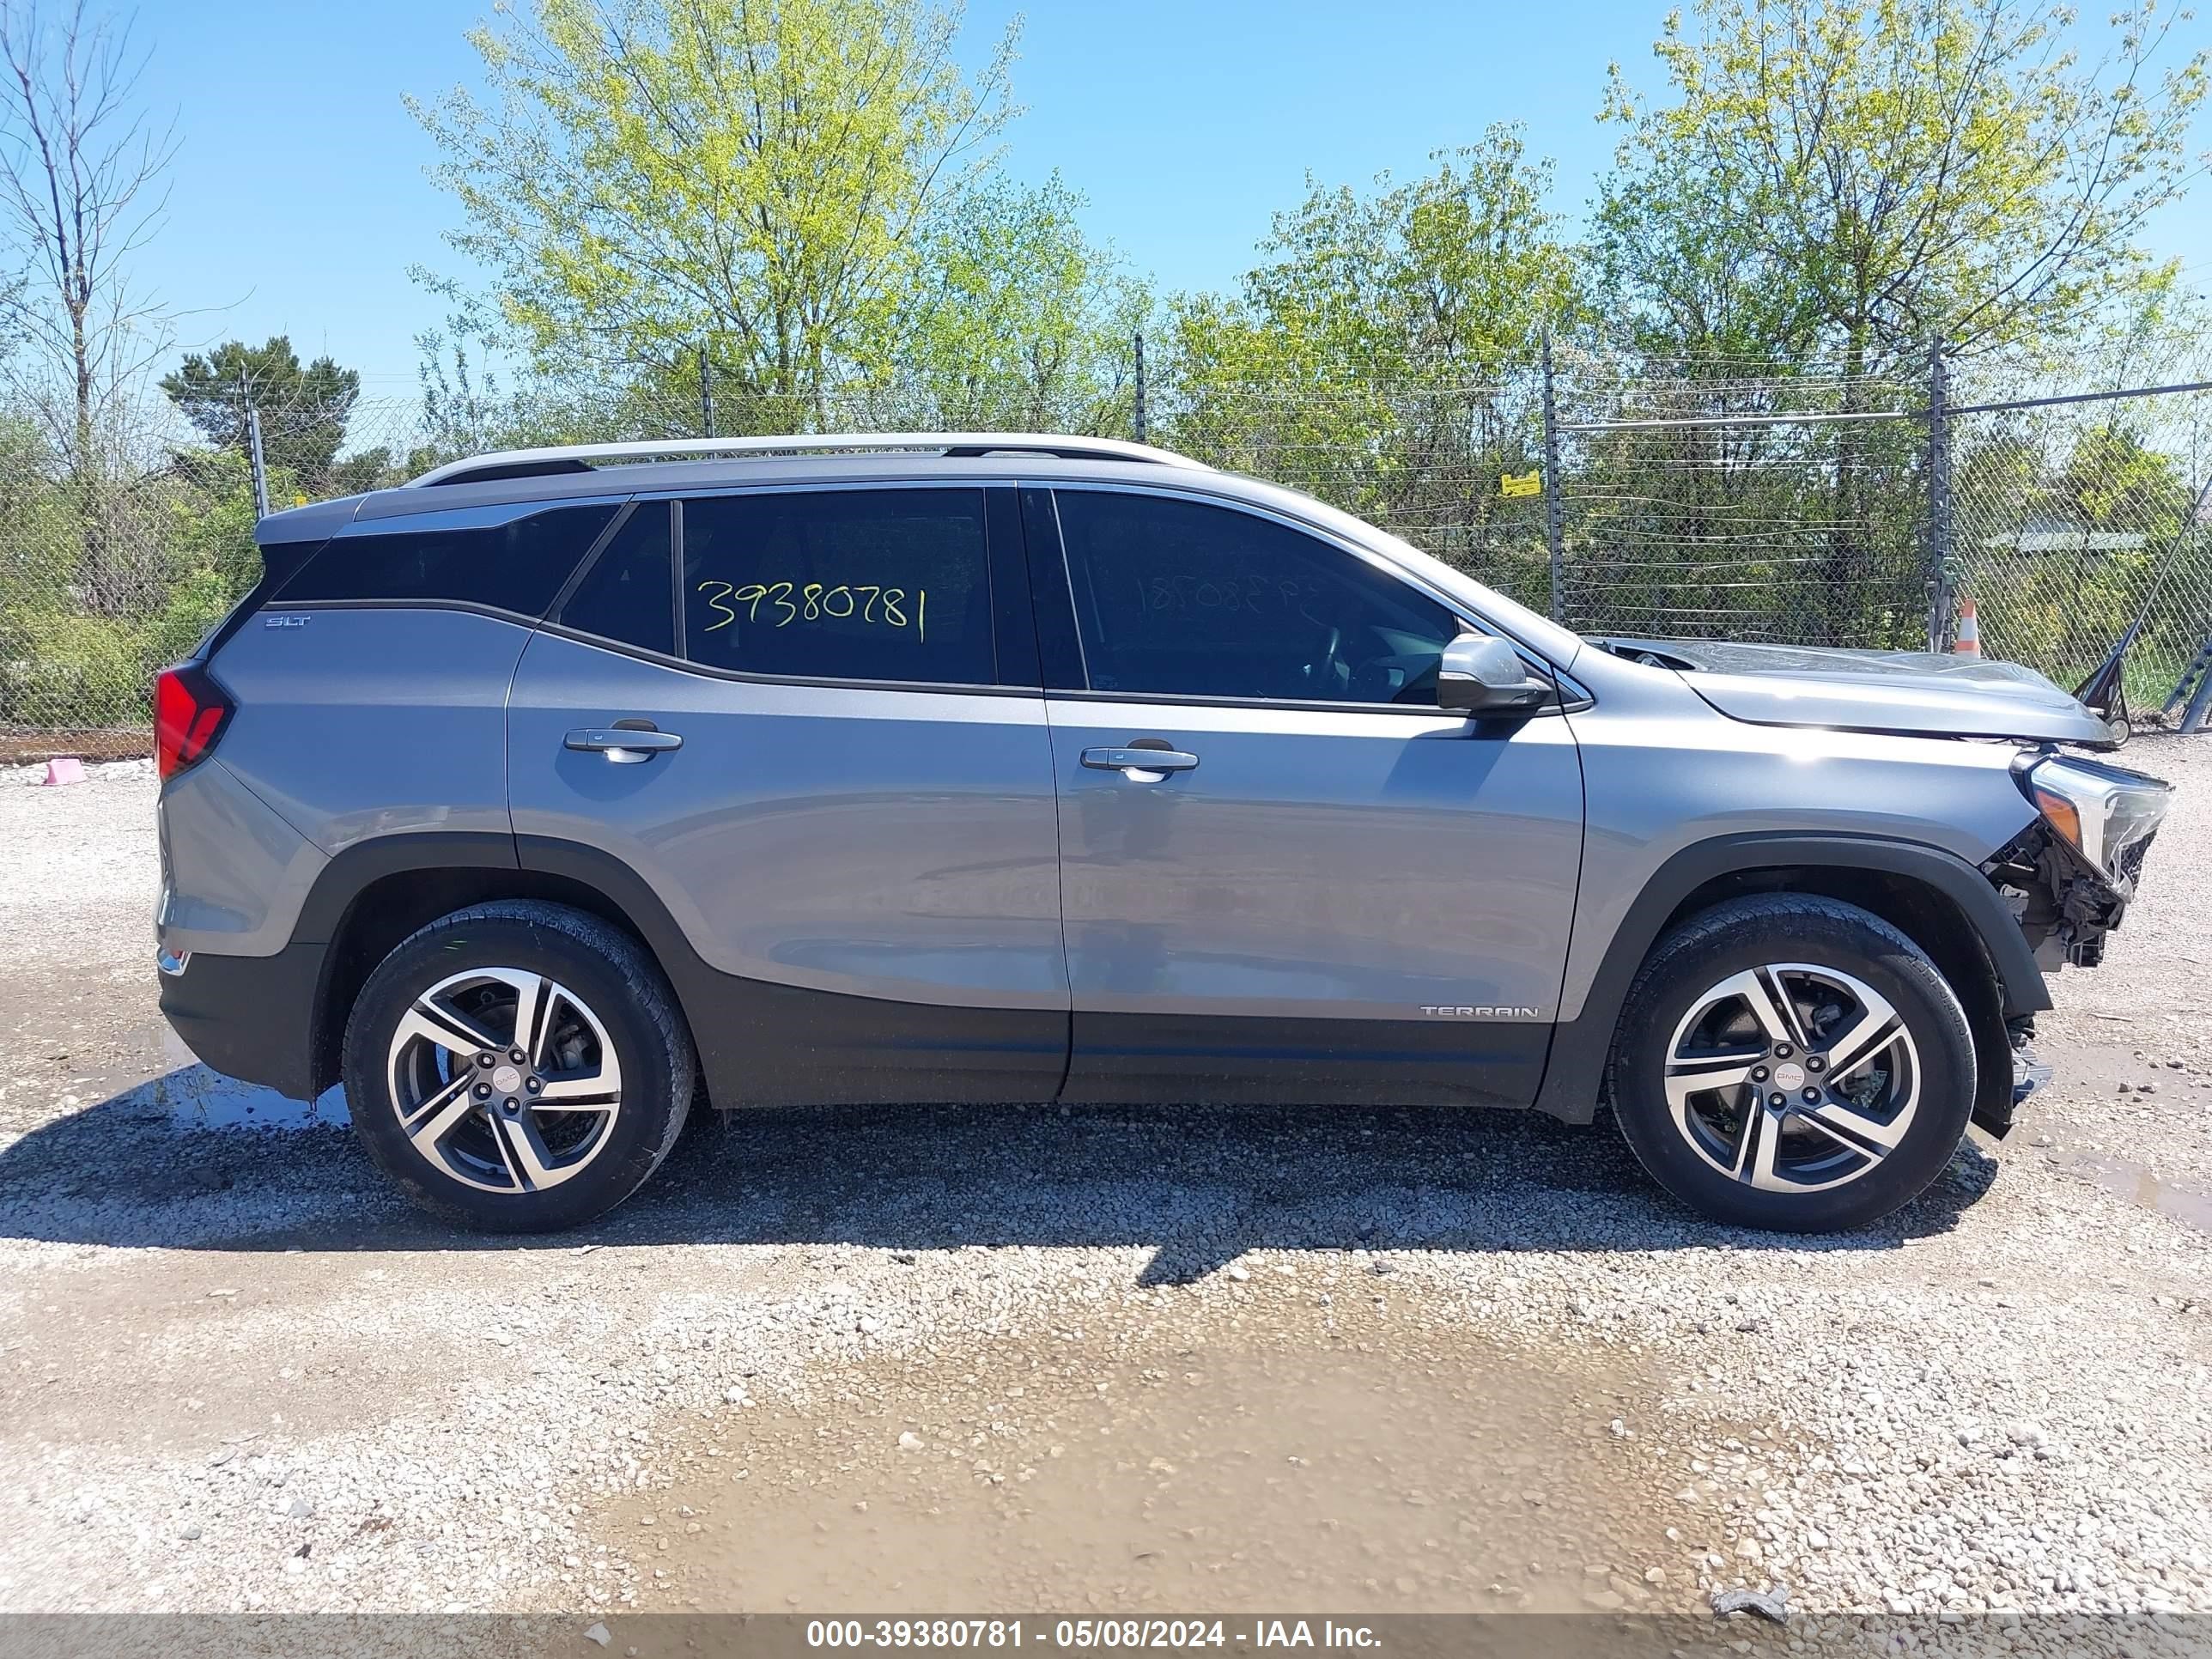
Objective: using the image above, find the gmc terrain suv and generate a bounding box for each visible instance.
[152,434,2172,1233]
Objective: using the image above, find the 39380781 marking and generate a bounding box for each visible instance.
[803,1620,1237,1649]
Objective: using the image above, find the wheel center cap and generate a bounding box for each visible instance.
[491,1064,524,1095]
[1772,1060,1807,1092]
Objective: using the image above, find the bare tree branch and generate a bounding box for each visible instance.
[0,0,176,471]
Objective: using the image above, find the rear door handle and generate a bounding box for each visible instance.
[1081,746,1199,781]
[565,726,683,764]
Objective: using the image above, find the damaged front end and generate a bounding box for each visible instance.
[1984,817,2142,974]
[1983,752,2172,973]
[1972,751,2172,1136]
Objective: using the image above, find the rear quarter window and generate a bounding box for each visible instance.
[559,501,677,656]
[275,502,623,617]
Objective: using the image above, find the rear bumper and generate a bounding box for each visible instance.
[157,943,328,1101]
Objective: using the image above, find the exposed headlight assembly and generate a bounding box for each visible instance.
[2015,752,2172,890]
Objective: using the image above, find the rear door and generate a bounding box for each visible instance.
[506,483,1068,1106]
[1028,485,1585,1108]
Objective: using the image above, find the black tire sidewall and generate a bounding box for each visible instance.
[341,913,686,1232]
[1611,901,1977,1233]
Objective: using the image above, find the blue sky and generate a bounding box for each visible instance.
[143,0,2212,390]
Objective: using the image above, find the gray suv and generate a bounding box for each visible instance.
[151,434,2172,1234]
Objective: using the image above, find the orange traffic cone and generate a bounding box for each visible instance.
[1954,598,1980,658]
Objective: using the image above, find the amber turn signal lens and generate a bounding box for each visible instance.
[2033,784,2083,854]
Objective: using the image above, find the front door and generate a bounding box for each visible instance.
[1029,485,1585,1107]
[507,485,1068,1106]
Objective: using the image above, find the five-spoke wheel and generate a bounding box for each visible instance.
[1611,894,1977,1232]
[343,902,696,1231]
[1663,963,1919,1194]
[387,968,625,1194]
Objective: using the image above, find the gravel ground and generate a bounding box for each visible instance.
[1,743,2209,1650]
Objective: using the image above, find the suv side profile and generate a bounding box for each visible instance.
[153,434,2171,1234]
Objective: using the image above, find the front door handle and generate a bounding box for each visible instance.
[1081,745,1200,781]
[565,726,683,764]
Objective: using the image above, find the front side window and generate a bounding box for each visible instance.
[1054,489,1460,703]
[278,501,621,615]
[680,489,995,684]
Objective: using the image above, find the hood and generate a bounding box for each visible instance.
[1597,637,2116,746]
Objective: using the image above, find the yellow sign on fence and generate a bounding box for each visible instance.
[1499,469,1542,499]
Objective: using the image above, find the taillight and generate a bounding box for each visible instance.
[154,662,234,781]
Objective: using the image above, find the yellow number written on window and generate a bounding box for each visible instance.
[696,580,927,642]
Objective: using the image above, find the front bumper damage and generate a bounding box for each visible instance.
[1982,817,2151,973]
[1972,807,2161,1137]
[1980,1015,2057,1139]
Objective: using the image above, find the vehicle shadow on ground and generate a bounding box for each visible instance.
[0,1062,2000,1279]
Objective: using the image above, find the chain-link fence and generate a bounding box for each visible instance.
[1946,342,2212,710]
[1545,352,1932,647]
[4,339,2209,750]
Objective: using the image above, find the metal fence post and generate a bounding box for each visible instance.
[240,374,270,521]
[1133,331,1147,444]
[1925,341,1951,652]
[1540,332,1565,624]
[699,344,715,438]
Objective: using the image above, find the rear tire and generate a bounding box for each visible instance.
[1608,894,1977,1232]
[341,901,696,1232]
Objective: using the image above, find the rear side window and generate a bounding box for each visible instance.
[560,502,676,656]
[276,502,621,615]
[680,489,994,684]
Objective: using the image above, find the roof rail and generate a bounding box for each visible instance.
[408,432,1209,488]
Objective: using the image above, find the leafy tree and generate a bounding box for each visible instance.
[161,445,259,605]
[890,173,1150,434]
[1188,125,1579,381]
[160,336,361,489]
[1163,125,1580,605]
[1596,0,2210,371]
[410,0,1018,412]
[1590,0,2208,641]
[1959,421,2195,674]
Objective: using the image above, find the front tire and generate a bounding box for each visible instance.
[1608,894,1977,1232]
[341,902,696,1232]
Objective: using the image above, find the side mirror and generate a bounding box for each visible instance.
[1437,632,1552,715]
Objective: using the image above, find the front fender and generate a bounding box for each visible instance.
[1529,831,2045,1125]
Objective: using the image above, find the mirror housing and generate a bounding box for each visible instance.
[1437,633,1553,715]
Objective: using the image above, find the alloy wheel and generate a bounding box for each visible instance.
[1662,962,1921,1194]
[385,968,623,1194]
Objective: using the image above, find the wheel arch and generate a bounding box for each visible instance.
[295,832,718,1103]
[1534,832,2045,1131]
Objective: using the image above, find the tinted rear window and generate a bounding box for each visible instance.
[680,489,994,684]
[276,502,622,615]
[560,502,676,656]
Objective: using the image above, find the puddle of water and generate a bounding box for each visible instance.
[2052,1147,2212,1234]
[106,1025,346,1132]
[137,1066,345,1131]
[607,1292,1696,1614]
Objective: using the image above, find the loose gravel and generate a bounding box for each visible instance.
[1,743,2209,1645]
